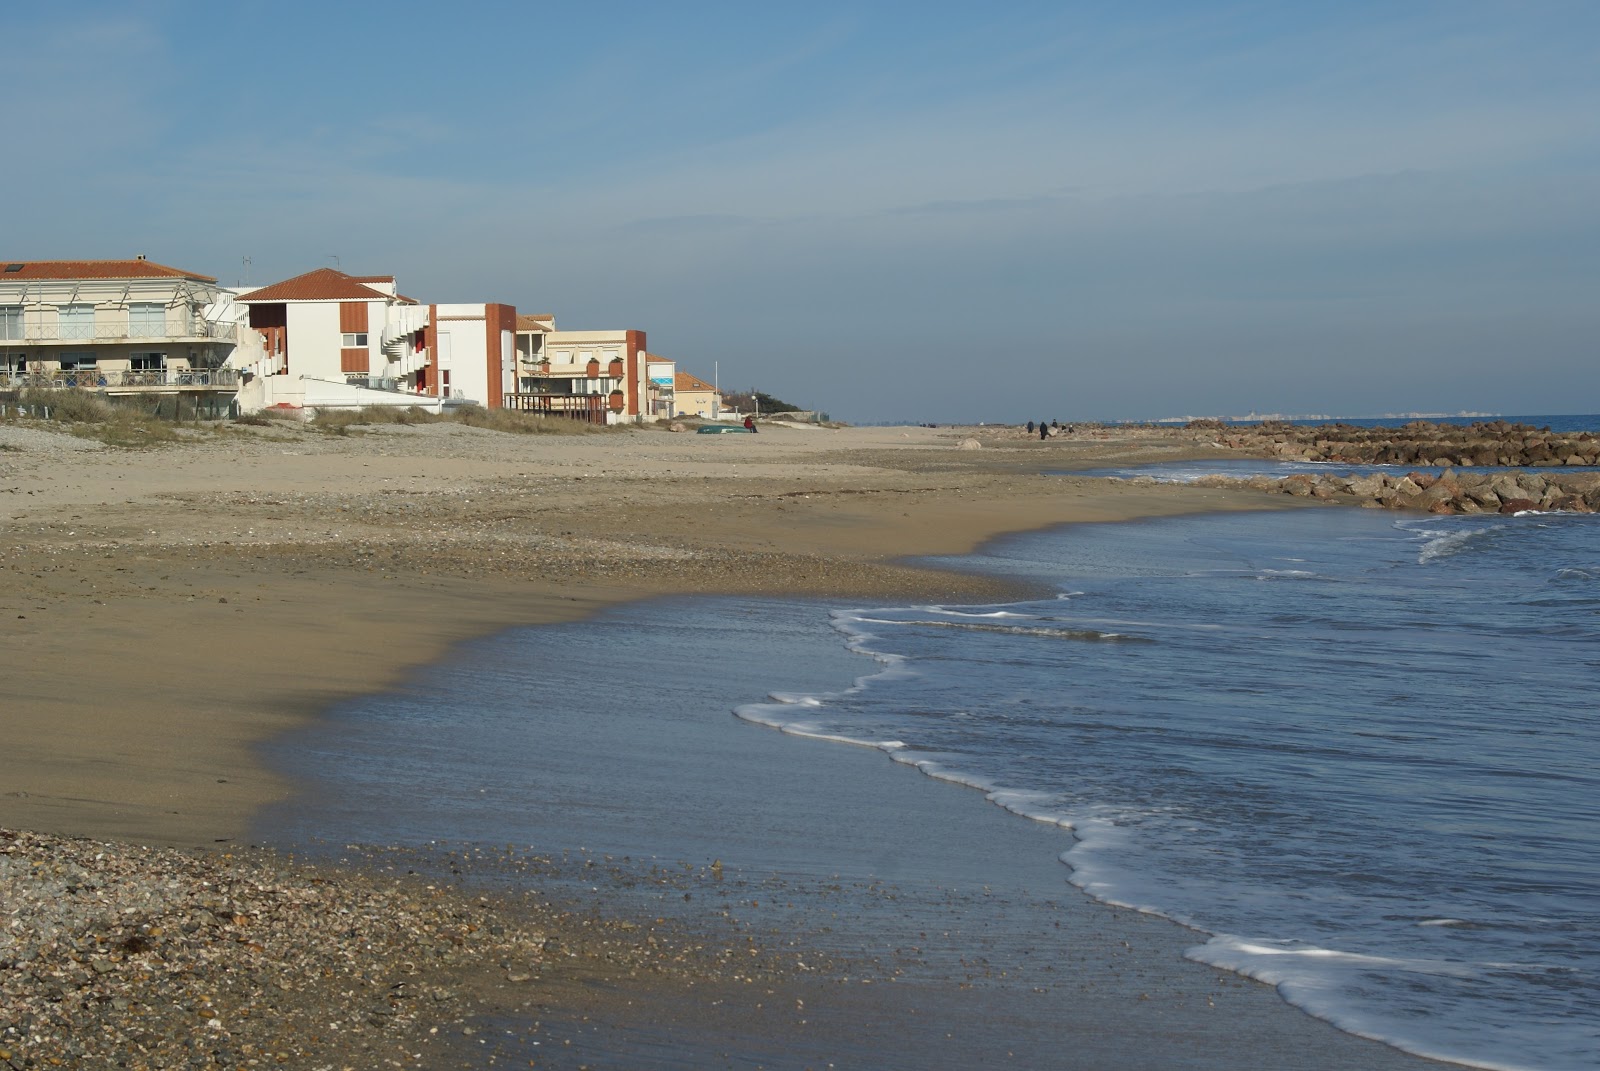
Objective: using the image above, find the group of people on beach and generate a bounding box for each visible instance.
[1027,419,1070,440]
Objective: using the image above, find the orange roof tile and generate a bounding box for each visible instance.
[675,371,717,392]
[645,353,673,363]
[235,267,391,302]
[0,258,216,282]
[515,314,555,331]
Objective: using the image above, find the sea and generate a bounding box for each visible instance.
[260,415,1600,1071]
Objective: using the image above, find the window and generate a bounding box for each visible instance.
[128,302,166,338]
[342,333,368,347]
[58,304,95,339]
[58,352,97,369]
[130,352,164,372]
[0,306,21,341]
[346,373,370,385]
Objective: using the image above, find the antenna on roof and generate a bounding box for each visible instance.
[240,255,251,287]
[328,255,341,268]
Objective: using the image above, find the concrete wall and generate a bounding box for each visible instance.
[284,302,344,382]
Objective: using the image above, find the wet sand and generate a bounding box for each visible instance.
[0,417,1438,1068]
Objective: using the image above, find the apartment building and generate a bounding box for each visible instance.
[509,317,649,424]
[0,258,243,405]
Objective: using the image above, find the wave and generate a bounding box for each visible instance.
[1397,516,1509,565]
[845,616,1146,642]
[1189,936,1553,1071]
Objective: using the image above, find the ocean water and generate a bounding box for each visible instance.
[741,506,1599,1071]
[258,499,1600,1070]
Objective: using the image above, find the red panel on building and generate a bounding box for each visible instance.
[339,302,369,333]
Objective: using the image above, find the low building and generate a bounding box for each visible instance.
[508,318,649,424]
[0,257,245,414]
[674,370,723,419]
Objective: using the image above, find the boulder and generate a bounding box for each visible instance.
[1279,474,1316,496]
[1498,498,1538,514]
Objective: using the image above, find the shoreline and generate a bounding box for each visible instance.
[1,420,1280,845]
[3,419,1447,1070]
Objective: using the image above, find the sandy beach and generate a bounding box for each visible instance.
[1,416,1440,1069]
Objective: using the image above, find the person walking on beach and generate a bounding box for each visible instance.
[1027,420,1035,434]
[1040,419,1049,440]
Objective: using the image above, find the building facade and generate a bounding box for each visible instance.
[508,318,649,424]
[673,370,723,419]
[0,258,242,401]
[233,268,431,410]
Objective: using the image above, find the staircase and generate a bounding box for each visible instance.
[381,305,430,376]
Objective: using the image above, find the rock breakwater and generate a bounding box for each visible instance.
[1155,468,1600,514]
[1194,419,1600,468]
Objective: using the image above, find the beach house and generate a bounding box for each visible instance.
[508,318,650,424]
[673,370,723,419]
[0,257,246,415]
[232,267,514,412]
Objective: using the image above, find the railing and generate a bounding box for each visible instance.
[15,319,239,342]
[0,368,241,389]
[502,392,609,423]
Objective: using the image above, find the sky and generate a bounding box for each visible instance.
[7,1,1598,423]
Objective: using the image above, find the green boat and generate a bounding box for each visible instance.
[696,424,754,434]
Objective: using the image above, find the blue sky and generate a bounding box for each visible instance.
[9,1,1598,422]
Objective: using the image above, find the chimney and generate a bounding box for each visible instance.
[135,253,147,261]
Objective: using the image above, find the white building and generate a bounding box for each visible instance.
[433,302,518,411]
[232,268,514,413]
[1,257,244,412]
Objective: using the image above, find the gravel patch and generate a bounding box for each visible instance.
[0,425,105,453]
[0,829,551,1069]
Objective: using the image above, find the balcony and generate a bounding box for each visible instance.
[0,367,241,390]
[7,318,238,343]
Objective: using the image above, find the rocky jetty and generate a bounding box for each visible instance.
[1160,467,1600,514]
[1193,419,1600,468]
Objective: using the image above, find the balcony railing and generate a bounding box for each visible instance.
[9,319,239,342]
[502,392,609,423]
[0,368,241,389]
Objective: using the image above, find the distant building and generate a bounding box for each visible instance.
[645,354,675,418]
[0,257,244,412]
[509,317,649,424]
[674,369,722,419]
[233,267,513,412]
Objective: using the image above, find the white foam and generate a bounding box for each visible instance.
[1398,516,1507,565]
[1188,935,1553,1071]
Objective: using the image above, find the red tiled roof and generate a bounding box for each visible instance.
[0,258,216,282]
[645,353,673,363]
[675,371,717,392]
[515,314,555,331]
[351,275,395,284]
[235,267,391,302]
